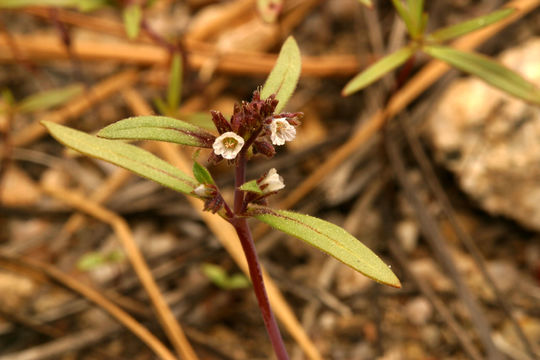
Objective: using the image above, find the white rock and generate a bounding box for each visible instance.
[427,38,540,231]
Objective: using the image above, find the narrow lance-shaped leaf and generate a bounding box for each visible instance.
[408,0,425,35]
[123,4,142,39]
[18,84,84,113]
[98,116,216,148]
[423,45,540,105]
[249,205,401,287]
[167,53,183,112]
[342,45,415,96]
[428,8,515,42]
[391,0,415,37]
[261,36,301,113]
[42,121,198,195]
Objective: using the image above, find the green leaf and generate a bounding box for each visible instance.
[408,0,425,34]
[0,0,107,10]
[239,180,263,195]
[428,8,514,42]
[154,97,170,116]
[1,89,15,114]
[423,45,540,105]
[392,0,415,37]
[193,161,215,185]
[77,250,124,271]
[77,252,107,271]
[342,45,415,96]
[97,116,216,148]
[123,4,142,40]
[249,205,401,288]
[77,0,109,12]
[201,263,251,290]
[0,0,77,7]
[178,112,216,132]
[261,36,302,113]
[42,121,198,195]
[167,53,183,113]
[17,84,84,113]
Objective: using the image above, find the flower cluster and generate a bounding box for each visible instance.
[209,90,302,163]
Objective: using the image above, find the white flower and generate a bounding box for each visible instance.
[270,118,296,145]
[194,184,210,197]
[212,132,245,159]
[259,168,285,193]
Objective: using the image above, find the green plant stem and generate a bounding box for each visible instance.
[232,151,289,360]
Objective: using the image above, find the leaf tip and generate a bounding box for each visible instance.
[370,264,401,288]
[386,273,402,288]
[41,120,54,131]
[341,83,354,97]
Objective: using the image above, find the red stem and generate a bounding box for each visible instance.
[232,151,289,360]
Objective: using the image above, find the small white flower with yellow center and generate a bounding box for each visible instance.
[259,168,285,193]
[212,132,245,160]
[270,118,296,146]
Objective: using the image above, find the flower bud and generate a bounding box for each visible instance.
[210,110,232,134]
[253,140,276,158]
[258,168,285,193]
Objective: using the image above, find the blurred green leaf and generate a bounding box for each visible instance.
[123,4,142,40]
[391,0,415,37]
[342,45,415,96]
[0,0,77,7]
[428,8,514,42]
[77,0,109,12]
[0,0,107,10]
[249,205,401,288]
[77,252,107,271]
[178,112,216,132]
[98,116,215,148]
[77,250,124,271]
[167,53,183,113]
[193,161,215,185]
[423,45,540,105]
[239,180,263,195]
[202,263,251,290]
[261,36,301,113]
[153,97,170,116]
[17,84,83,113]
[1,89,15,115]
[42,121,198,195]
[408,0,425,34]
